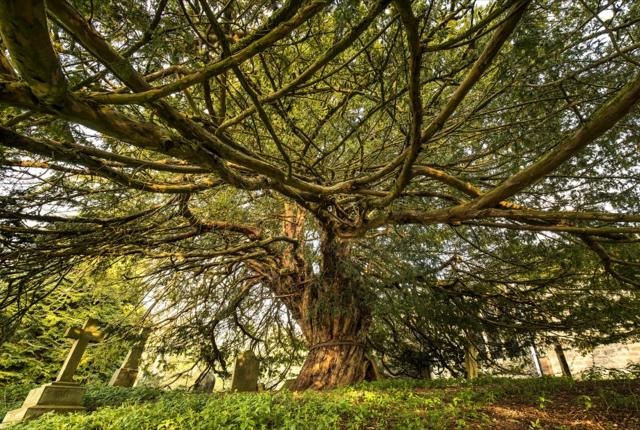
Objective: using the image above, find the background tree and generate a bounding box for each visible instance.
[0,0,639,389]
[0,259,144,384]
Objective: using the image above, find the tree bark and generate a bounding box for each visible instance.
[268,208,372,390]
[290,227,371,390]
[464,340,479,379]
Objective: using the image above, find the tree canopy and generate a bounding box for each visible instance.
[1,0,639,389]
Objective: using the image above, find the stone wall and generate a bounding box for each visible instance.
[539,342,640,378]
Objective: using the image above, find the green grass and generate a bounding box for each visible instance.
[1,377,638,430]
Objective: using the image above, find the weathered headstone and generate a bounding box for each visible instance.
[109,328,150,387]
[2,319,104,426]
[194,372,216,393]
[538,355,554,375]
[230,350,259,392]
[553,340,573,378]
[464,341,479,379]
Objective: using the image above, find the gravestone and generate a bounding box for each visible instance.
[538,355,555,376]
[553,340,573,378]
[230,350,259,392]
[109,328,150,387]
[194,372,216,393]
[2,318,104,426]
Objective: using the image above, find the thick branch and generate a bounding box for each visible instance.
[465,72,640,211]
[0,0,67,103]
[80,1,329,105]
[0,127,220,193]
[371,0,529,207]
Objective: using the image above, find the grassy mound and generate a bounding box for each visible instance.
[1,377,638,429]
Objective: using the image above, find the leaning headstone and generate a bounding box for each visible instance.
[109,328,150,387]
[553,340,573,378]
[194,372,216,393]
[2,318,104,426]
[230,350,259,392]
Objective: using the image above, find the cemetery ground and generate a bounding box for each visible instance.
[1,377,639,429]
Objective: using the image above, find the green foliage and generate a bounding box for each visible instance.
[581,362,640,381]
[0,260,144,385]
[4,377,639,429]
[576,394,592,411]
[537,395,549,410]
[0,0,640,394]
[1,0,640,389]
[597,387,640,413]
[7,381,486,430]
[83,385,181,411]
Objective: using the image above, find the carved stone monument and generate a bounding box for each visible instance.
[2,318,104,426]
[230,350,259,392]
[109,328,150,387]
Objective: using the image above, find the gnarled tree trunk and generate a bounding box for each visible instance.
[290,228,371,390]
[270,207,373,390]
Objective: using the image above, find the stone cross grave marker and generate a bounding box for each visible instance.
[230,350,259,392]
[109,328,150,387]
[1,318,104,427]
[57,318,105,382]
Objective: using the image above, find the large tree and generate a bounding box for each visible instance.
[1,0,639,389]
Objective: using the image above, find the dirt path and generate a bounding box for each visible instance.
[479,380,640,429]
